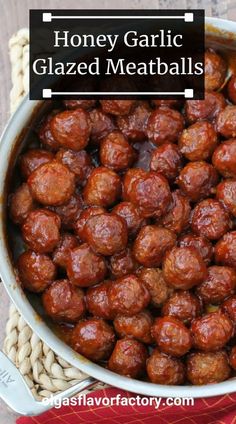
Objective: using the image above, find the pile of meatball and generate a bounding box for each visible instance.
[9,49,236,386]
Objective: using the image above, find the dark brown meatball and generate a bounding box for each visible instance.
[204,50,227,91]
[152,99,181,109]
[147,349,185,385]
[162,291,201,326]
[229,346,236,370]
[163,246,207,290]
[20,149,54,179]
[56,149,92,185]
[151,316,192,357]
[50,109,90,151]
[191,311,233,351]
[83,167,121,207]
[133,225,176,267]
[138,268,172,308]
[196,266,236,305]
[109,248,137,278]
[86,281,114,320]
[215,231,236,268]
[185,91,226,124]
[22,209,61,253]
[217,106,236,138]
[89,108,116,144]
[51,194,83,229]
[191,199,232,241]
[63,99,96,110]
[28,161,75,206]
[9,183,35,225]
[216,179,236,217]
[187,351,230,385]
[52,233,78,268]
[227,75,236,104]
[100,131,135,171]
[122,168,146,201]
[146,108,184,145]
[177,161,218,202]
[116,101,151,142]
[212,139,236,178]
[42,279,85,323]
[159,190,191,235]
[108,338,148,378]
[100,100,135,116]
[83,213,127,256]
[150,143,183,181]
[114,310,153,344]
[66,244,107,287]
[71,318,115,362]
[179,233,213,265]
[222,296,236,326]
[108,274,150,316]
[17,250,56,293]
[74,206,105,242]
[179,121,218,162]
[38,114,61,151]
[112,202,146,237]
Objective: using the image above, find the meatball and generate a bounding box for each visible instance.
[151,316,192,357]
[17,250,56,293]
[222,296,236,325]
[215,231,236,268]
[159,190,191,235]
[133,225,176,267]
[86,281,113,320]
[66,243,107,287]
[178,121,217,162]
[147,349,185,385]
[22,209,61,253]
[212,139,236,178]
[71,318,115,362]
[229,346,236,370]
[152,99,181,109]
[83,167,121,207]
[217,106,236,138]
[28,161,75,206]
[150,143,183,181]
[108,274,150,316]
[196,266,236,305]
[109,248,137,278]
[112,202,146,237]
[162,291,201,325]
[191,199,232,241]
[116,101,151,142]
[227,75,236,104]
[163,246,207,290]
[63,99,96,110]
[9,183,35,225]
[38,114,61,151]
[177,161,218,202]
[114,310,153,344]
[89,108,116,144]
[216,180,236,217]
[100,131,135,171]
[52,233,78,268]
[204,50,227,91]
[56,149,92,185]
[20,149,54,179]
[179,233,213,265]
[146,108,184,145]
[42,279,85,323]
[191,311,233,351]
[74,206,105,241]
[122,168,146,201]
[51,194,83,229]
[138,268,172,308]
[185,91,226,124]
[108,338,148,378]
[100,100,135,116]
[187,351,230,385]
[83,213,127,256]
[50,109,90,151]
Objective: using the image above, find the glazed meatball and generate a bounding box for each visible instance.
[150,143,183,181]
[212,139,236,178]
[147,349,185,385]
[89,108,116,144]
[122,168,146,201]
[138,268,172,308]
[163,246,207,290]
[146,108,184,145]
[56,149,92,185]
[28,161,75,206]
[133,225,176,267]
[83,167,121,207]
[216,179,236,217]
[191,311,233,351]
[64,99,96,110]
[191,199,232,240]
[108,338,148,378]
[112,202,146,237]
[196,266,236,304]
[159,190,191,235]
[229,346,236,370]
[71,318,115,362]
[17,250,56,293]
[227,75,236,104]
[50,109,90,151]
[100,100,135,116]
[38,114,61,151]
[86,281,113,320]
[151,316,192,357]
[66,244,107,287]
[52,233,78,268]
[187,351,230,385]
[222,296,236,326]
[177,161,218,202]
[83,213,127,256]
[114,310,153,344]
[22,209,61,253]
[109,248,137,278]
[116,101,151,142]
[152,99,181,109]
[52,194,83,229]
[179,121,218,162]
[179,233,213,265]
[204,50,227,91]
[100,131,135,171]
[162,291,201,326]
[185,91,226,124]
[108,274,150,316]
[9,183,35,225]
[215,231,236,268]
[42,279,85,323]
[217,106,236,138]
[74,206,105,241]
[20,149,54,179]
